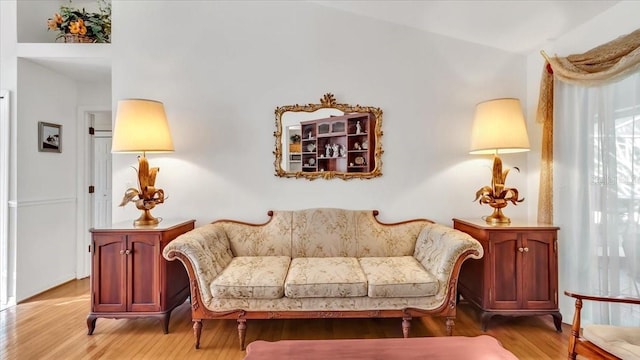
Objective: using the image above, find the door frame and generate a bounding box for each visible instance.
[76,106,111,279]
[0,90,12,307]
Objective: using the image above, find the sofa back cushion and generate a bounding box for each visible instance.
[292,208,358,257]
[291,208,432,258]
[355,212,431,257]
[219,208,433,258]
[220,210,293,256]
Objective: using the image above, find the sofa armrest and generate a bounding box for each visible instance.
[413,223,483,284]
[163,223,234,306]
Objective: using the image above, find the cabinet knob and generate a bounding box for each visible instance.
[518,247,524,253]
[125,249,131,255]
[120,250,125,255]
[524,247,529,252]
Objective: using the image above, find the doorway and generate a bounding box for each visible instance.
[91,112,112,229]
[76,108,111,279]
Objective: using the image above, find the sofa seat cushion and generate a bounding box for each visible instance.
[211,256,291,299]
[285,257,367,298]
[583,325,640,360]
[358,256,438,298]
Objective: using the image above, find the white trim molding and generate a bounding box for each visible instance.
[8,197,75,208]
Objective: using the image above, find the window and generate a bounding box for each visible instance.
[556,72,640,326]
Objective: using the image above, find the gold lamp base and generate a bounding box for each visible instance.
[474,154,523,226]
[118,153,167,227]
[485,206,511,225]
[134,209,159,226]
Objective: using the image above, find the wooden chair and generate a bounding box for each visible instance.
[565,291,640,359]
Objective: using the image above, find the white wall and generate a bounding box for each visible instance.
[525,0,640,325]
[111,1,528,226]
[15,59,78,300]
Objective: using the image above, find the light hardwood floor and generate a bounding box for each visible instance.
[1,278,571,359]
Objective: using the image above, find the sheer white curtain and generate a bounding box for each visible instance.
[555,72,640,326]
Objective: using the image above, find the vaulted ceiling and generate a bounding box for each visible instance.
[313,0,620,54]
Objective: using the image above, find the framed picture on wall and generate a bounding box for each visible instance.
[38,122,62,153]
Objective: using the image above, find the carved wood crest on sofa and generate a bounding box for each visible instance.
[163,208,483,349]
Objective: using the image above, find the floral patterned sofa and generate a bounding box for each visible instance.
[163,208,483,350]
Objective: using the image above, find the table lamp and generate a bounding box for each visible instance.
[112,99,174,226]
[470,98,530,224]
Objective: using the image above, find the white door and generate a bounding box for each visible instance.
[93,133,112,228]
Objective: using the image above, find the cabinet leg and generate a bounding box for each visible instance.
[193,320,202,349]
[480,312,493,331]
[552,312,563,333]
[86,315,97,335]
[445,317,455,336]
[238,319,247,350]
[162,312,171,334]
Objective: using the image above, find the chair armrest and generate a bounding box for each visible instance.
[564,290,640,305]
[413,223,484,283]
[163,223,234,305]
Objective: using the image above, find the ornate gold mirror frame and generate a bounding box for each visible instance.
[274,93,383,180]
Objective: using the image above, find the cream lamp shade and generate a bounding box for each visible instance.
[469,98,530,155]
[112,99,174,153]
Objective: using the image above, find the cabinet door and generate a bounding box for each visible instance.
[489,232,521,309]
[92,234,127,312]
[522,232,558,309]
[128,234,161,312]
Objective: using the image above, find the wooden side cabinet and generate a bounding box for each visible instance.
[453,218,562,332]
[87,219,195,335]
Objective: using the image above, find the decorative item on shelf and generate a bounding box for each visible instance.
[339,145,346,157]
[332,144,340,157]
[356,121,362,134]
[289,134,301,153]
[306,143,316,152]
[355,156,365,165]
[470,98,530,224]
[325,144,332,157]
[309,158,315,166]
[112,99,174,226]
[47,0,111,43]
[362,140,368,150]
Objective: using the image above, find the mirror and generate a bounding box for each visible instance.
[274,93,383,180]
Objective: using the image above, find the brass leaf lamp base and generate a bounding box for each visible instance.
[134,209,159,226]
[474,154,523,226]
[485,206,510,225]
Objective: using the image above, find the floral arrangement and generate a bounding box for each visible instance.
[47,0,111,43]
[289,134,301,143]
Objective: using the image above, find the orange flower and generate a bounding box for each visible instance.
[79,26,87,35]
[47,19,58,30]
[77,18,84,27]
[69,21,79,34]
[54,13,63,24]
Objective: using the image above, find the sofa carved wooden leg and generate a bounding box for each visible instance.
[446,317,455,336]
[193,320,202,349]
[402,316,411,338]
[238,319,247,350]
[568,298,582,360]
